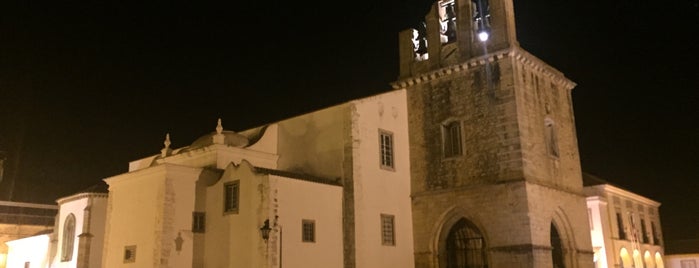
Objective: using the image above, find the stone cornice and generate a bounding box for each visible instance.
[56,192,109,205]
[391,46,576,90]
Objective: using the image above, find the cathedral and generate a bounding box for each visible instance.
[1,0,668,267]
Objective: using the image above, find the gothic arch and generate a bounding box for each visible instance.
[551,206,577,268]
[431,206,490,268]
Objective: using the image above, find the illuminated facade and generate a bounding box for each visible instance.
[584,173,665,268]
[4,0,674,267]
[397,0,593,266]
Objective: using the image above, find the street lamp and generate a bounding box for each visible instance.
[260,219,272,242]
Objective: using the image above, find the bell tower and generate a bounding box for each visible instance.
[393,0,594,267]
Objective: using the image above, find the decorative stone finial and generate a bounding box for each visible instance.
[213,118,225,145]
[216,118,223,134]
[161,133,172,157]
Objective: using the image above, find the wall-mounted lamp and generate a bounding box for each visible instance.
[260,219,272,242]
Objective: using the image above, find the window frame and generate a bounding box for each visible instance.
[224,180,240,214]
[442,120,463,158]
[302,219,316,243]
[61,213,76,262]
[192,211,206,233]
[379,130,395,170]
[381,214,396,246]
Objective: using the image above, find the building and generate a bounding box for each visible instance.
[397,0,593,266]
[584,173,665,268]
[3,186,107,268]
[664,239,699,268]
[2,0,656,267]
[0,201,56,268]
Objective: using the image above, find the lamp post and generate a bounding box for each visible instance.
[260,219,272,242]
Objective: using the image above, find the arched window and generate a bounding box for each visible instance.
[61,213,76,261]
[446,218,487,268]
[551,223,565,268]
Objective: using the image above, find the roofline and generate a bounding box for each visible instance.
[585,184,661,207]
[0,200,58,210]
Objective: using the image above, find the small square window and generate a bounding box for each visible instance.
[302,219,315,243]
[379,130,394,170]
[124,245,136,263]
[224,181,240,214]
[381,214,395,246]
[443,121,462,157]
[192,212,205,233]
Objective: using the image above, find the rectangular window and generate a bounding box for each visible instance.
[381,214,395,246]
[124,245,136,263]
[640,219,648,243]
[651,221,660,245]
[302,219,315,243]
[192,212,205,233]
[224,181,240,214]
[443,121,462,157]
[379,130,394,170]
[681,260,697,268]
[616,212,627,240]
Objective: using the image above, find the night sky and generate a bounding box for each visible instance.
[0,1,697,240]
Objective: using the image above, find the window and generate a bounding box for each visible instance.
[616,212,627,240]
[24,262,30,268]
[379,130,394,170]
[224,181,240,213]
[61,213,76,262]
[640,219,649,243]
[471,0,491,37]
[443,121,463,157]
[651,222,660,245]
[545,118,559,157]
[124,245,136,263]
[302,219,315,242]
[439,0,457,43]
[381,214,395,246]
[681,260,697,268]
[192,212,205,233]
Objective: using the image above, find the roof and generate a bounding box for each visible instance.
[254,167,342,187]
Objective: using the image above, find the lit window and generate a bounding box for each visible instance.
[302,219,315,243]
[379,130,394,170]
[192,212,205,233]
[224,181,240,214]
[443,121,463,157]
[381,214,395,246]
[61,213,76,262]
[439,0,457,43]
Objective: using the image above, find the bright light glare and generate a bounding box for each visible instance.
[478,31,489,42]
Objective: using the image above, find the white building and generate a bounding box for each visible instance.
[584,173,665,268]
[101,89,413,268]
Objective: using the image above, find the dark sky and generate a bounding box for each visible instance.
[0,1,697,240]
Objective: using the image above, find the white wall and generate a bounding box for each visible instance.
[274,174,343,268]
[5,234,50,268]
[103,164,200,268]
[350,89,415,268]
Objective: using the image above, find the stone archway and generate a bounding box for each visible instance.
[443,218,488,268]
[551,223,565,268]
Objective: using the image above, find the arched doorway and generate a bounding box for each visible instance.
[551,223,565,268]
[445,218,487,268]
